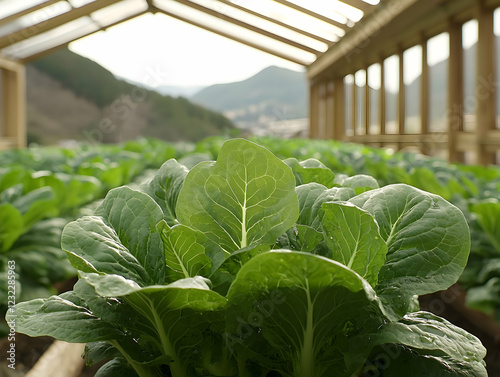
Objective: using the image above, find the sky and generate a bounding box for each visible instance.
[67,1,485,91]
[69,12,305,88]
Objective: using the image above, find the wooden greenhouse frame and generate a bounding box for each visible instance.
[308,0,500,165]
[0,0,500,165]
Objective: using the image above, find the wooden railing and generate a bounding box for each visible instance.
[308,0,500,165]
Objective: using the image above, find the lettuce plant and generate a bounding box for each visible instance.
[9,139,487,376]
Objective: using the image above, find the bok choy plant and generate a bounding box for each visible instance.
[8,139,487,377]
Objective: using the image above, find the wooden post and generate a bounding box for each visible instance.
[309,81,319,138]
[352,76,357,137]
[448,21,464,163]
[1,58,26,149]
[365,68,370,135]
[398,49,405,150]
[475,0,496,165]
[421,39,429,153]
[318,82,326,138]
[380,58,386,136]
[326,81,335,139]
[333,77,345,141]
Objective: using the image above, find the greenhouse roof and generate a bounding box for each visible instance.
[0,0,382,65]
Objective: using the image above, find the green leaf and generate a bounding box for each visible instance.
[357,344,487,377]
[465,277,500,315]
[284,158,335,187]
[226,251,386,377]
[8,291,122,343]
[274,224,323,252]
[140,159,189,225]
[0,204,23,252]
[176,139,299,253]
[322,202,387,286]
[82,273,227,376]
[11,187,57,230]
[0,166,27,192]
[62,216,151,285]
[335,174,379,194]
[349,311,487,376]
[309,187,357,230]
[85,342,122,367]
[94,359,139,377]
[158,222,213,281]
[95,186,165,284]
[296,183,327,226]
[349,184,470,316]
[470,199,500,253]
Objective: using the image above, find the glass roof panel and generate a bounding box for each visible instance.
[154,0,316,65]
[0,0,50,20]
[286,0,363,24]
[67,0,96,7]
[0,1,71,38]
[228,0,344,42]
[2,16,98,60]
[189,0,329,52]
[91,0,148,26]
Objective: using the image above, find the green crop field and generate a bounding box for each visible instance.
[2,136,500,376]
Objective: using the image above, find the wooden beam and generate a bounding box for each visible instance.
[475,0,496,165]
[271,0,349,31]
[216,0,334,46]
[154,6,310,65]
[341,0,376,13]
[447,20,463,163]
[26,341,85,377]
[308,0,500,82]
[307,0,419,80]
[0,0,123,49]
[19,10,149,63]
[0,0,61,27]
[345,133,449,145]
[169,0,322,55]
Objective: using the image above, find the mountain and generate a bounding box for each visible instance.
[191,66,308,132]
[155,85,205,97]
[26,48,234,145]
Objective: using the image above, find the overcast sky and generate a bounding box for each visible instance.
[68,4,487,90]
[69,12,305,88]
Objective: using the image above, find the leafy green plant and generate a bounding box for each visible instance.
[9,139,486,376]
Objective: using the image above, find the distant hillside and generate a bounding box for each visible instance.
[26,48,234,145]
[191,66,308,131]
[155,85,205,97]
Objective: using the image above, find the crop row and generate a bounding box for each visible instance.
[9,138,489,376]
[1,136,499,333]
